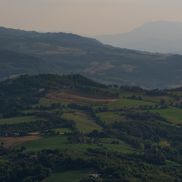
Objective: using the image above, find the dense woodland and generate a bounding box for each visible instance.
[0,74,181,182]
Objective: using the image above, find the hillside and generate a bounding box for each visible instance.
[0,74,181,182]
[96,21,182,54]
[0,27,182,88]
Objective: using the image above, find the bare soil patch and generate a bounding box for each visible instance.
[46,90,117,104]
[0,135,41,148]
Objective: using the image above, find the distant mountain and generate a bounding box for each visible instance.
[96,21,182,54]
[0,26,182,88]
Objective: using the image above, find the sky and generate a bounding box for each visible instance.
[0,0,182,35]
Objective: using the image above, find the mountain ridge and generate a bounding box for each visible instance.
[0,26,182,89]
[96,21,182,53]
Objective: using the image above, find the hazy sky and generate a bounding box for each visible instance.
[0,0,182,35]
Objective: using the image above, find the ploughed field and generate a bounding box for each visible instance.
[0,74,181,182]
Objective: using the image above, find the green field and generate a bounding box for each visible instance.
[144,96,172,104]
[22,135,134,154]
[109,98,154,109]
[22,135,96,155]
[97,112,122,124]
[63,111,102,133]
[152,108,182,124]
[43,170,88,182]
[0,116,39,125]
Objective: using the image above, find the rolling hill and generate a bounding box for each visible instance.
[0,26,182,88]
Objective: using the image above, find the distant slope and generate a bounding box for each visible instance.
[0,26,103,51]
[96,21,182,54]
[0,26,182,88]
[0,50,51,79]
